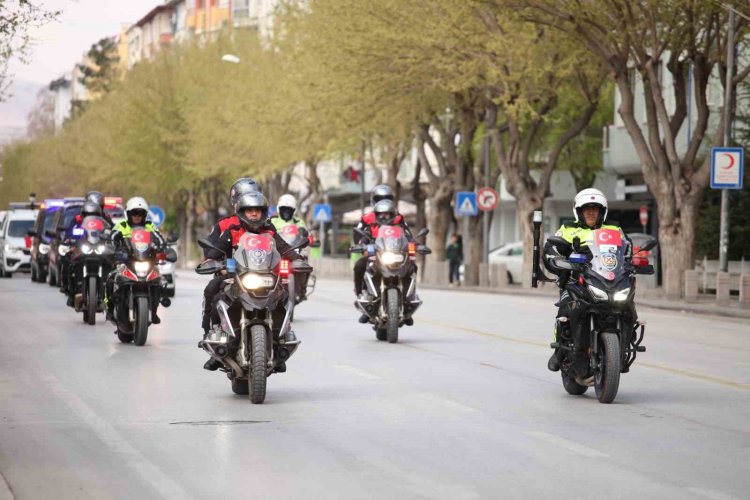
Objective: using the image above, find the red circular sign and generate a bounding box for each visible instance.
[477,187,499,212]
[639,206,648,227]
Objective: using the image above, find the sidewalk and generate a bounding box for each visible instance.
[418,281,750,320]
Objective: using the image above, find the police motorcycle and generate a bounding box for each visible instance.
[350,226,430,343]
[109,228,175,346]
[531,211,657,403]
[276,222,318,305]
[70,216,114,325]
[195,233,312,404]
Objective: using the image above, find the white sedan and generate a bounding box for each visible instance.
[488,241,523,284]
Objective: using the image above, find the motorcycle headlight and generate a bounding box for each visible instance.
[79,243,92,254]
[95,244,107,255]
[38,243,50,255]
[240,273,275,290]
[587,285,608,301]
[58,244,71,256]
[133,261,152,277]
[613,288,631,302]
[380,252,405,265]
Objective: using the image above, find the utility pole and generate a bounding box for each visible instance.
[719,8,735,273]
[482,133,490,264]
[360,139,366,213]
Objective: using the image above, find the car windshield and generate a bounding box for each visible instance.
[61,206,82,229]
[8,219,35,237]
[42,210,59,233]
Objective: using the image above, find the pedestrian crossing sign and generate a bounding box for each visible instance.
[313,203,332,223]
[455,191,478,217]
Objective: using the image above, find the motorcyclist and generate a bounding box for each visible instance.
[270,194,310,299]
[543,188,632,373]
[353,196,418,324]
[200,177,262,335]
[105,197,166,322]
[62,200,104,307]
[201,190,305,372]
[84,190,114,228]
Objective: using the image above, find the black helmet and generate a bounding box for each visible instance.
[85,191,105,211]
[236,192,269,232]
[373,199,396,225]
[229,177,262,207]
[370,184,394,205]
[81,201,102,219]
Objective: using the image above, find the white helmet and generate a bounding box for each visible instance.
[574,188,607,226]
[125,197,149,225]
[277,194,297,221]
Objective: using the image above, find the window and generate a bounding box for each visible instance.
[7,220,35,238]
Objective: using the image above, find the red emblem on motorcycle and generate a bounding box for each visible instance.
[595,229,621,246]
[132,230,151,243]
[282,224,299,235]
[381,226,403,238]
[242,233,272,252]
[83,217,105,231]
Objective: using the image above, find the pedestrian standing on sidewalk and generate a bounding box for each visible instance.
[447,233,462,286]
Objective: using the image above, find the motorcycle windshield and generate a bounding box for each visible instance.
[234,233,280,272]
[588,228,626,282]
[375,226,407,252]
[82,216,106,245]
[130,228,152,260]
[278,223,301,245]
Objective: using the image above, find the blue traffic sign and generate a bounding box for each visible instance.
[455,191,478,217]
[313,203,332,223]
[148,205,165,227]
[711,147,744,189]
[268,205,277,217]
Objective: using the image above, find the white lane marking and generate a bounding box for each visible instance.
[526,431,609,459]
[417,393,481,414]
[43,375,192,500]
[333,364,381,380]
[0,470,13,500]
[687,487,743,500]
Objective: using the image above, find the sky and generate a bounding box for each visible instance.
[0,0,159,141]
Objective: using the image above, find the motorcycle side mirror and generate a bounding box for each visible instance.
[546,236,571,252]
[353,227,369,238]
[417,245,432,255]
[349,245,365,254]
[310,241,321,248]
[635,264,655,275]
[165,247,178,263]
[195,259,224,275]
[416,228,429,238]
[197,238,225,256]
[637,239,658,253]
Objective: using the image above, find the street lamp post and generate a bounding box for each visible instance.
[719,8,736,273]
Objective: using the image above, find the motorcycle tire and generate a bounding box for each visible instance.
[561,370,588,395]
[86,276,97,326]
[30,265,37,282]
[375,328,387,341]
[386,288,399,344]
[38,266,47,283]
[595,332,621,404]
[48,268,57,287]
[134,296,149,346]
[231,378,249,395]
[249,324,267,404]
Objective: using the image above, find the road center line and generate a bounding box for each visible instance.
[687,487,743,500]
[42,374,192,500]
[526,431,609,459]
[333,364,382,380]
[0,470,13,500]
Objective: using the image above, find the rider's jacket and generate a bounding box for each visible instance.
[353,211,410,243]
[270,215,308,234]
[543,222,626,276]
[204,219,302,261]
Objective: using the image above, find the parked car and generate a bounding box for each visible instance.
[46,198,85,287]
[488,241,523,284]
[28,199,64,283]
[0,205,38,277]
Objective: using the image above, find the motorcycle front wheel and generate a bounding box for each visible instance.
[386,288,400,344]
[594,332,621,403]
[86,276,97,326]
[134,296,149,346]
[249,324,267,404]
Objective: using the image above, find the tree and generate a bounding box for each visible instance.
[515,0,750,293]
[0,0,59,101]
[78,36,121,98]
[26,86,55,138]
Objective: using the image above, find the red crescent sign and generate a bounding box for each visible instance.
[720,153,736,170]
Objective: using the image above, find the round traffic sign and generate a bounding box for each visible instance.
[639,205,648,227]
[477,187,499,212]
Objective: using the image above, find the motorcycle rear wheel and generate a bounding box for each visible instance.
[134,296,149,346]
[86,276,97,326]
[386,288,399,344]
[594,332,621,404]
[249,324,267,404]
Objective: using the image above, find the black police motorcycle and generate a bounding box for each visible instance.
[196,233,312,404]
[350,226,430,343]
[70,216,114,325]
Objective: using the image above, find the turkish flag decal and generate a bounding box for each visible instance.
[594,229,621,246]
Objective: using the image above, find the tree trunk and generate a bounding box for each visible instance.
[426,181,453,262]
[656,192,700,297]
[517,197,544,289]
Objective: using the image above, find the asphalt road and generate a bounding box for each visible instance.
[0,271,748,500]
